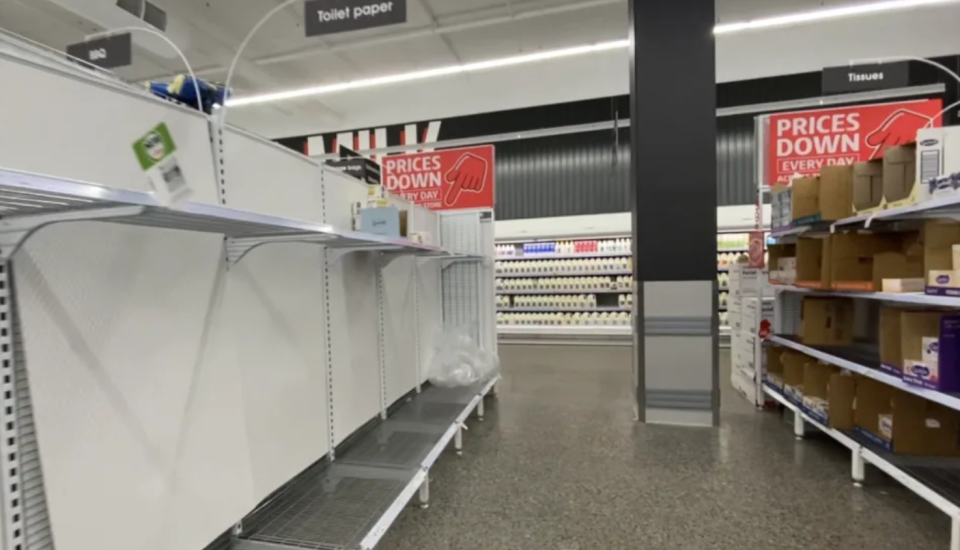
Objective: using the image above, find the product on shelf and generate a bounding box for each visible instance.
[498,311,632,327]
[495,238,634,258]
[717,233,749,251]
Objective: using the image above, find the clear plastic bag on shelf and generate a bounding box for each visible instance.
[427,327,500,388]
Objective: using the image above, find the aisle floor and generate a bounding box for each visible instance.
[378,345,949,549]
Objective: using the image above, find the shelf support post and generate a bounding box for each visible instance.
[952,515,960,550]
[793,410,806,439]
[454,425,463,456]
[477,395,485,421]
[418,474,430,509]
[851,446,865,487]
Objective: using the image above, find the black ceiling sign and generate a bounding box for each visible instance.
[66,33,133,69]
[822,62,911,95]
[304,0,406,36]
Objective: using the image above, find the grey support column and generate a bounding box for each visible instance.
[629,0,717,427]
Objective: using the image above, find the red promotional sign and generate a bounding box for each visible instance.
[382,145,495,210]
[767,99,942,185]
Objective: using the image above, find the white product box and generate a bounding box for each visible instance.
[918,126,960,200]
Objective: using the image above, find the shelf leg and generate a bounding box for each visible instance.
[793,410,805,440]
[418,475,430,509]
[851,446,865,487]
[454,425,463,456]
[477,397,485,421]
[952,515,960,550]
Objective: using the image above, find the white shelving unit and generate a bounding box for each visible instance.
[0,39,498,550]
[762,178,960,549]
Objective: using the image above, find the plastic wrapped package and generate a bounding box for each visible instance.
[427,327,500,387]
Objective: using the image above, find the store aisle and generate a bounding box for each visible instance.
[379,345,949,550]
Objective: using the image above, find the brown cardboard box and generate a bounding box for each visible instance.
[873,232,923,290]
[901,311,947,366]
[854,377,896,441]
[791,177,821,222]
[883,144,917,204]
[880,306,904,375]
[795,237,832,289]
[819,165,854,221]
[782,351,809,403]
[802,362,836,422]
[853,160,883,212]
[890,391,960,456]
[924,220,960,274]
[828,373,858,430]
[830,232,901,291]
[766,346,787,388]
[800,297,854,346]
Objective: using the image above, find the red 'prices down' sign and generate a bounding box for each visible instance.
[767,98,942,185]
[382,145,495,211]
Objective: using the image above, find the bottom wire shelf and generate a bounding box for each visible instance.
[235,378,497,550]
[764,383,960,512]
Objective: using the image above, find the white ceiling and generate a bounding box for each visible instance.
[3,0,960,138]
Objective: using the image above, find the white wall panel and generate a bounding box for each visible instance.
[381,257,417,405]
[327,252,381,444]
[0,55,220,206]
[222,243,329,501]
[13,223,253,550]
[322,167,368,230]
[223,127,324,223]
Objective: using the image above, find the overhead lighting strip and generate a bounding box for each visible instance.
[226,0,959,108]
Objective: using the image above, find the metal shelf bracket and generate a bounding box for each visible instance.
[225,234,336,265]
[0,205,145,259]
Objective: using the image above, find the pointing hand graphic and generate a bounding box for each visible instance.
[865,108,931,158]
[444,153,488,207]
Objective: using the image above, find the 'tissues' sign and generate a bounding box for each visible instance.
[821,62,911,95]
[304,0,406,36]
[766,99,942,185]
[382,145,495,211]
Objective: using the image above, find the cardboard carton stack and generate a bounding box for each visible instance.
[830,233,902,291]
[924,221,960,296]
[853,160,884,214]
[729,265,774,406]
[799,297,854,347]
[854,377,960,455]
[794,237,832,289]
[789,166,854,226]
[767,347,860,430]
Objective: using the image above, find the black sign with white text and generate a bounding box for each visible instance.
[304,0,406,36]
[822,62,911,95]
[66,34,133,69]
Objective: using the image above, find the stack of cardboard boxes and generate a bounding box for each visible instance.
[729,265,774,406]
[775,228,926,293]
[766,347,855,430]
[767,345,960,456]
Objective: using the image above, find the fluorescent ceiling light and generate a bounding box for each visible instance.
[226,39,628,107]
[714,0,958,34]
[228,0,959,107]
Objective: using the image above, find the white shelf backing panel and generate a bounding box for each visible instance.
[440,212,485,344]
[323,167,369,230]
[327,252,382,444]
[416,259,443,385]
[0,53,220,206]
[220,243,330,502]
[14,223,255,550]
[222,127,324,224]
[381,256,419,405]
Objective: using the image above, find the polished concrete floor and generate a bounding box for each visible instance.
[378,344,950,549]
